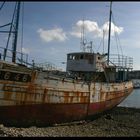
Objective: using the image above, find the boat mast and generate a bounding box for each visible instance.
[12,2,21,63]
[107,1,112,64]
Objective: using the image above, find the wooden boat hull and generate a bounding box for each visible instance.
[0,87,132,126]
[0,61,133,126]
[0,2,134,127]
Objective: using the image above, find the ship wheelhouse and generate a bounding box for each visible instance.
[67,52,98,72]
[66,52,107,82]
[66,52,133,83]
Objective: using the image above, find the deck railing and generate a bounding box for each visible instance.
[0,46,28,65]
[0,46,61,71]
[108,54,133,69]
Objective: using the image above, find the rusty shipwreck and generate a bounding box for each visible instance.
[0,2,133,126]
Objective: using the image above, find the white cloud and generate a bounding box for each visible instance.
[101,22,123,38]
[22,47,30,54]
[16,47,30,55]
[37,28,67,43]
[70,20,123,39]
[37,20,123,44]
[70,20,101,38]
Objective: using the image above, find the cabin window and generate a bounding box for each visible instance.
[80,55,84,59]
[75,55,79,60]
[72,55,75,60]
[85,54,88,59]
[68,55,72,60]
[88,55,94,64]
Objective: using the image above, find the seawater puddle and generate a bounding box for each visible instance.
[118,89,140,108]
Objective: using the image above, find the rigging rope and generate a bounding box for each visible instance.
[96,21,109,54]
[20,2,24,63]
[4,2,17,60]
[112,12,123,56]
[0,1,5,12]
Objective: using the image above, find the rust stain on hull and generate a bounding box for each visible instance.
[0,1,134,126]
[0,91,132,126]
[0,61,134,126]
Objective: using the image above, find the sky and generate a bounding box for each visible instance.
[0,1,140,71]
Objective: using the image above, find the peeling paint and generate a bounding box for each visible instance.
[0,61,133,125]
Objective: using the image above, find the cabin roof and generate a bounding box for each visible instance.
[67,52,97,55]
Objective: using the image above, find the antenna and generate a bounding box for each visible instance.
[103,29,105,54]
[80,19,93,53]
[80,18,86,52]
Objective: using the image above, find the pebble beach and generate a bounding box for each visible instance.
[0,106,139,137]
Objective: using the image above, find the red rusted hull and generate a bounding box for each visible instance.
[0,91,131,126]
[0,1,134,127]
[0,61,134,126]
